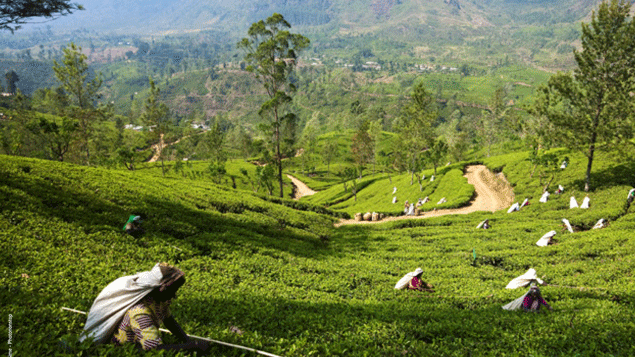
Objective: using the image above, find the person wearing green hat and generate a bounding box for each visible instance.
[123,215,143,236]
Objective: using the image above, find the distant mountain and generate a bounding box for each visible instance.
[24,0,604,36]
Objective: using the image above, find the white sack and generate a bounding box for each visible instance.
[430,175,435,182]
[539,191,550,203]
[393,187,397,194]
[80,263,163,344]
[569,196,578,209]
[507,202,519,213]
[536,230,556,247]
[395,268,423,290]
[392,196,397,204]
[628,188,635,199]
[505,268,543,289]
[502,290,530,311]
[580,196,590,209]
[476,220,486,229]
[521,198,529,208]
[407,204,415,216]
[437,197,446,205]
[422,196,429,204]
[562,218,574,233]
[592,218,606,229]
[559,185,564,192]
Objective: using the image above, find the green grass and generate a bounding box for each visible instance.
[2,147,635,356]
[323,165,475,216]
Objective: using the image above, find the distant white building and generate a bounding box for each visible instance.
[191,122,209,130]
[124,124,144,131]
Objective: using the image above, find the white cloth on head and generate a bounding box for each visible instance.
[80,263,164,344]
[558,185,564,192]
[394,268,423,290]
[430,176,435,182]
[580,196,590,209]
[592,218,606,229]
[570,196,578,209]
[562,218,574,233]
[507,202,519,213]
[392,196,397,204]
[505,268,543,289]
[539,191,550,203]
[393,187,397,194]
[536,230,556,247]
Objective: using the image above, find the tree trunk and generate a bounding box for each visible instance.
[585,145,595,192]
[585,112,600,192]
[543,175,554,193]
[274,109,283,198]
[410,155,415,185]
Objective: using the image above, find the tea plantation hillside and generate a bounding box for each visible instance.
[2,151,635,356]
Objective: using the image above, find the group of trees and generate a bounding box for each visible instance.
[1,1,634,196]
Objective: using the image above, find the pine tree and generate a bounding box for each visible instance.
[534,0,635,191]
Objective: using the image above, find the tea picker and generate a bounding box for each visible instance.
[502,269,552,312]
[63,262,282,357]
[123,215,144,236]
[62,307,282,357]
[394,268,434,293]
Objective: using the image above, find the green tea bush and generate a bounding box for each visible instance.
[2,149,635,356]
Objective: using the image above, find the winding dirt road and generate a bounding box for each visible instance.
[334,165,515,226]
[287,174,317,199]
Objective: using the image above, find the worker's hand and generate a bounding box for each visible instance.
[194,340,210,353]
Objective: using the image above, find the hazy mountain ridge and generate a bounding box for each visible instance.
[25,0,606,36]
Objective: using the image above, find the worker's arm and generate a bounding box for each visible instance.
[163,315,189,343]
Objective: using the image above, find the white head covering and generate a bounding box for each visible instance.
[505,268,544,289]
[80,263,164,343]
[536,230,556,247]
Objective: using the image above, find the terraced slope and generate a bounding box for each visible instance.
[2,150,635,356]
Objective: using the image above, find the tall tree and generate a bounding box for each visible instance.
[0,0,83,33]
[141,77,170,176]
[321,140,338,176]
[424,138,449,176]
[351,119,374,179]
[367,119,382,175]
[5,70,18,94]
[533,0,635,191]
[479,87,510,157]
[27,115,78,162]
[205,119,227,184]
[53,42,103,164]
[238,13,310,198]
[394,82,438,185]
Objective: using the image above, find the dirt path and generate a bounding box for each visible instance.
[287,174,317,200]
[334,165,514,227]
[148,131,206,163]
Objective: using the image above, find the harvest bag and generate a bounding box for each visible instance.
[80,263,164,343]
